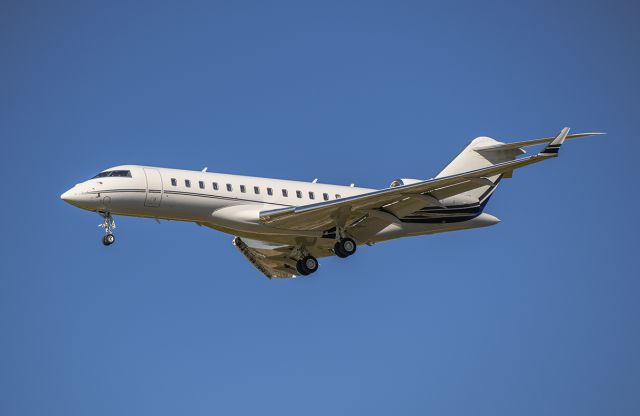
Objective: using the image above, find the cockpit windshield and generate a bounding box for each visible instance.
[92,170,132,179]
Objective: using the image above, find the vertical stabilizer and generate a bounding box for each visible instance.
[435,136,524,202]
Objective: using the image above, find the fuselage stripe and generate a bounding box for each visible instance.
[91,188,295,207]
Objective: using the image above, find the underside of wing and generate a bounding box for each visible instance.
[233,237,297,278]
[232,237,333,279]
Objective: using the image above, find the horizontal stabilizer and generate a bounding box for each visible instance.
[476,131,605,152]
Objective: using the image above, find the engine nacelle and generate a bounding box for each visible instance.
[389,178,423,188]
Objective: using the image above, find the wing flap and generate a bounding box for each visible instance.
[232,237,335,278]
[232,237,297,278]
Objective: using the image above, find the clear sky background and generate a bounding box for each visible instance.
[1,1,638,415]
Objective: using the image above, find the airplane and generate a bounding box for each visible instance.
[61,127,602,278]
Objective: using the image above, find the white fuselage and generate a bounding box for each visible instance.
[61,165,498,247]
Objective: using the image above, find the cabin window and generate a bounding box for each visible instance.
[335,194,341,199]
[171,178,177,186]
[282,189,288,197]
[240,185,246,193]
[254,186,260,194]
[185,180,191,188]
[309,191,315,200]
[323,193,329,201]
[267,187,273,196]
[198,181,204,189]
[212,182,219,190]
[226,184,233,192]
[296,190,302,198]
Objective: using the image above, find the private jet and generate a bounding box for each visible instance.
[61,127,601,278]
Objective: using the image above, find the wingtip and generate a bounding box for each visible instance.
[554,127,571,145]
[539,127,568,156]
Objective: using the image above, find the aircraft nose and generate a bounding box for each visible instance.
[60,188,77,204]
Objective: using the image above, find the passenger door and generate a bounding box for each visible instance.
[143,168,163,207]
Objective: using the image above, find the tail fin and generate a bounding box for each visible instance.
[436,136,525,177]
[434,128,603,204]
[435,136,522,202]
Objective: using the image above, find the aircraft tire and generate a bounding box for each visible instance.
[296,259,311,276]
[102,234,115,246]
[335,238,356,257]
[296,256,318,276]
[302,255,318,274]
[334,242,348,258]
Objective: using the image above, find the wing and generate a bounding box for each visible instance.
[233,237,296,278]
[259,128,600,232]
[232,237,333,279]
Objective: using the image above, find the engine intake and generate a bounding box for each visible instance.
[389,178,422,188]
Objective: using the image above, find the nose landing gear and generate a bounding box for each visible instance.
[99,212,116,246]
[102,233,115,246]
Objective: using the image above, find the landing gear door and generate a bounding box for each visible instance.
[143,168,163,207]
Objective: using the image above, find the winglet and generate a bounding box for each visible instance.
[539,127,570,156]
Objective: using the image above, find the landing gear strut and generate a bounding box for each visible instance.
[99,212,116,246]
[296,255,319,276]
[334,237,356,258]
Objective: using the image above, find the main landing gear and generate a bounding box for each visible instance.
[99,212,116,246]
[334,237,357,258]
[296,255,319,276]
[291,246,318,276]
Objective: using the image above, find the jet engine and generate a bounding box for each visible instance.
[389,178,423,188]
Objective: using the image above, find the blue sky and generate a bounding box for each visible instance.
[1,1,638,415]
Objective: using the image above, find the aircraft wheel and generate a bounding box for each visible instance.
[296,259,310,276]
[302,255,318,274]
[334,242,348,258]
[335,238,356,257]
[296,255,318,276]
[102,234,115,246]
